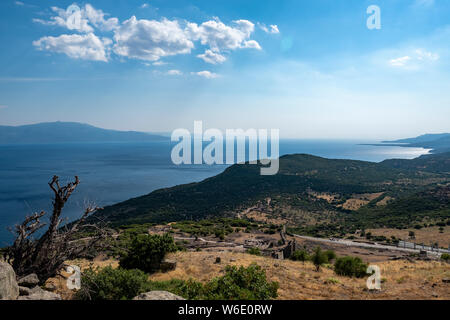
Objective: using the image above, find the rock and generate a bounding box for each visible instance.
[17,287,61,300]
[442,278,450,284]
[160,259,177,272]
[215,257,221,264]
[0,261,19,300]
[133,291,185,301]
[230,258,236,262]
[18,274,39,288]
[19,286,33,296]
[44,282,57,292]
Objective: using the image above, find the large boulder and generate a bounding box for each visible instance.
[17,287,61,300]
[18,274,39,288]
[0,262,19,300]
[133,291,185,300]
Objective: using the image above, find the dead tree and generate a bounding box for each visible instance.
[6,176,110,283]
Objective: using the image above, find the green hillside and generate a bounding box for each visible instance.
[94,153,450,236]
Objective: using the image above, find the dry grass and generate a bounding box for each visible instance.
[367,226,450,246]
[46,250,450,300]
[150,251,450,300]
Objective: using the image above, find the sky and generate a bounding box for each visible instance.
[0,0,449,139]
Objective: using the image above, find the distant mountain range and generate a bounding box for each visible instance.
[0,122,167,144]
[365,133,450,154]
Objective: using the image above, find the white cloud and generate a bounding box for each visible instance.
[389,56,412,67]
[415,49,439,61]
[192,71,219,79]
[14,1,24,6]
[33,4,118,33]
[186,18,260,53]
[113,16,194,61]
[33,4,265,64]
[259,23,280,34]
[389,49,439,68]
[197,49,226,64]
[166,69,182,76]
[84,4,119,31]
[33,33,111,62]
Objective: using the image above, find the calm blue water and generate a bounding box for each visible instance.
[0,140,429,245]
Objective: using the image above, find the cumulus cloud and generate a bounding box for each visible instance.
[113,16,194,61]
[197,49,226,64]
[33,33,111,62]
[33,4,263,65]
[141,3,149,9]
[389,49,439,68]
[259,23,280,34]
[186,18,260,53]
[33,4,118,33]
[192,71,219,79]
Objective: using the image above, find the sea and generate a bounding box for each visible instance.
[0,140,430,245]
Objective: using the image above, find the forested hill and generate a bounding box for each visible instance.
[383,133,450,153]
[94,153,450,233]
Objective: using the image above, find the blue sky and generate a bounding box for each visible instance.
[0,0,449,139]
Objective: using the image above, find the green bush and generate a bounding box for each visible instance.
[334,256,368,278]
[440,253,450,261]
[247,247,261,256]
[290,249,309,262]
[324,250,337,261]
[145,278,204,300]
[311,247,328,271]
[119,233,177,273]
[75,266,149,300]
[203,264,278,300]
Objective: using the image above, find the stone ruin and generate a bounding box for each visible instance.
[271,225,298,260]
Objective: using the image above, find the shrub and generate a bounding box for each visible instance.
[119,233,177,273]
[203,264,278,300]
[324,250,337,261]
[334,256,368,278]
[311,247,328,271]
[247,247,261,256]
[441,253,450,261]
[290,249,309,262]
[76,266,148,300]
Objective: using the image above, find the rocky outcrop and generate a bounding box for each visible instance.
[18,273,39,288]
[133,291,185,300]
[0,262,19,300]
[17,286,61,300]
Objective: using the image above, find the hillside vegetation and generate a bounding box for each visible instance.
[94,152,450,237]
